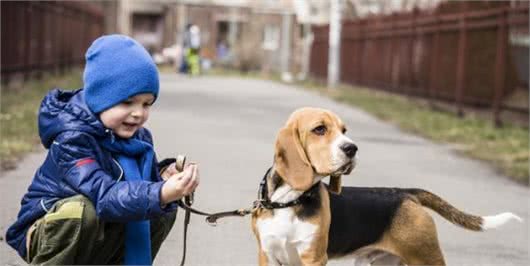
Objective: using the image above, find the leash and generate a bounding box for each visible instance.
[175,167,321,224]
[178,194,192,266]
[176,194,255,226]
[165,164,319,265]
[159,156,194,266]
[174,192,254,266]
[160,156,253,266]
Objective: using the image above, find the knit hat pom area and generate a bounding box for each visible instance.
[83,35,159,114]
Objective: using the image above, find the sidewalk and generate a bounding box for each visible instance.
[1,74,528,265]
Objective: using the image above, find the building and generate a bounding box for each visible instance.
[101,0,324,79]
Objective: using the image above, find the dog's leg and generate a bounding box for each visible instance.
[350,246,406,266]
[295,227,328,265]
[257,249,269,266]
[403,230,445,266]
[253,213,273,266]
[388,200,446,266]
[298,186,330,266]
[408,254,445,266]
[405,244,445,266]
[299,248,328,266]
[406,213,446,266]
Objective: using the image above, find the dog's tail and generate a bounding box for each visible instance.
[405,189,522,231]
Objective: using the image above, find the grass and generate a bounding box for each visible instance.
[326,84,529,185]
[0,70,83,170]
[2,67,528,185]
[210,68,529,185]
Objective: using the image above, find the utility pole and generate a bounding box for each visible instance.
[298,22,313,81]
[328,0,342,88]
[228,7,238,48]
[281,12,293,82]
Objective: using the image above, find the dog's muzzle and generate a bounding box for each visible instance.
[340,143,358,159]
[332,159,355,176]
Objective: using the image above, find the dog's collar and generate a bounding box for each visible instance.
[256,167,321,209]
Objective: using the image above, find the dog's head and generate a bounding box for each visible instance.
[274,107,357,193]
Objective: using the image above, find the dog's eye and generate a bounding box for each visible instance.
[312,125,327,135]
[342,127,347,134]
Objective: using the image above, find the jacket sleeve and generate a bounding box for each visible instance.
[51,131,176,222]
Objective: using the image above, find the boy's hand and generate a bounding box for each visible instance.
[160,164,200,205]
[160,160,194,180]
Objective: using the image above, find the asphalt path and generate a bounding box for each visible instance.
[1,74,528,265]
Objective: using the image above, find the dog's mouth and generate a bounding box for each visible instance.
[331,160,355,176]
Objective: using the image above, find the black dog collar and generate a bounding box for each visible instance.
[257,167,321,209]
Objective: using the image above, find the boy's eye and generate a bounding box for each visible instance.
[122,100,133,105]
[143,102,153,107]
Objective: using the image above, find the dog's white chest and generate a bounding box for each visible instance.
[256,207,317,265]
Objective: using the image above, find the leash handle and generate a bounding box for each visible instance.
[173,155,190,266]
[175,155,195,207]
[175,155,186,172]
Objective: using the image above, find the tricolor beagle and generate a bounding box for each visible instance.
[251,107,522,266]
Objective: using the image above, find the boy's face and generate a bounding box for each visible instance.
[99,93,155,139]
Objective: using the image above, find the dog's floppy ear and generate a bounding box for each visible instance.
[274,122,313,191]
[329,175,342,194]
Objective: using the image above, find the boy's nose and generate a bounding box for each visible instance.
[131,108,145,118]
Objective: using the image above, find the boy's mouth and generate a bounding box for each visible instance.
[122,122,139,129]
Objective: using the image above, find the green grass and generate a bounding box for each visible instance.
[210,69,529,185]
[312,82,528,185]
[2,68,528,185]
[0,70,83,170]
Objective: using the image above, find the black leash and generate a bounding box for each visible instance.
[158,157,195,266]
[173,166,320,265]
[175,193,254,266]
[178,194,193,266]
[176,166,321,218]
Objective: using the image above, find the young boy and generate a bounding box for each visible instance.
[5,35,199,265]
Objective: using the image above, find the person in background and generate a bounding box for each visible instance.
[187,24,202,75]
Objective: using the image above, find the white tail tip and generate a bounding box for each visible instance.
[481,212,523,230]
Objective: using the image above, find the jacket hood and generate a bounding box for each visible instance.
[39,89,107,148]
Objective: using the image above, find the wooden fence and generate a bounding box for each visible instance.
[310,1,529,126]
[1,1,104,83]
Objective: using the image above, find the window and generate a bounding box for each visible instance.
[262,25,279,51]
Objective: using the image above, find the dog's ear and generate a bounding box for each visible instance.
[274,122,313,191]
[329,175,342,194]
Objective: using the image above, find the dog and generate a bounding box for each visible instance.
[251,107,522,266]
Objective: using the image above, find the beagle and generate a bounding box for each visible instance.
[251,107,522,266]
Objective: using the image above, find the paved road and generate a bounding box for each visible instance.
[1,74,528,265]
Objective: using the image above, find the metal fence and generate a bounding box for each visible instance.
[1,1,104,82]
[310,1,529,126]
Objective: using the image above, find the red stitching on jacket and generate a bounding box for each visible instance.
[76,158,95,167]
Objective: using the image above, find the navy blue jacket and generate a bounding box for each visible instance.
[6,89,177,258]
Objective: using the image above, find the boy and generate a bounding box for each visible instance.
[5,35,199,265]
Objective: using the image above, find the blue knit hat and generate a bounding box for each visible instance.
[83,35,159,114]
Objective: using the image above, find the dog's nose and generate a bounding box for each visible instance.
[341,143,358,158]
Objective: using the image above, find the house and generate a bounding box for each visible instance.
[100,0,327,79]
[97,0,178,54]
